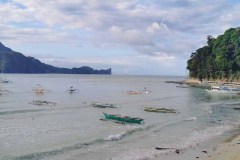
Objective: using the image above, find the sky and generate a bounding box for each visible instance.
[0,0,240,75]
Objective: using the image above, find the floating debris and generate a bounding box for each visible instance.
[175,149,180,154]
[202,150,208,154]
[154,147,174,150]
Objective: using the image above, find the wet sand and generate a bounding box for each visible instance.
[203,135,240,160]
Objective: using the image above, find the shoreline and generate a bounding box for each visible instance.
[202,135,240,160]
[183,78,240,160]
[183,78,240,86]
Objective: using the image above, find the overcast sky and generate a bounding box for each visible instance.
[0,0,240,75]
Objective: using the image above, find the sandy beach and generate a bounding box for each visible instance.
[202,135,240,160]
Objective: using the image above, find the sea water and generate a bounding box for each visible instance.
[0,74,240,160]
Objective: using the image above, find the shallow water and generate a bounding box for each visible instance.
[1,74,240,160]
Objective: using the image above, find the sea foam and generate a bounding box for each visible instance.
[113,124,232,160]
[104,132,126,141]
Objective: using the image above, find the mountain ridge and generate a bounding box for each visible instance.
[0,42,111,74]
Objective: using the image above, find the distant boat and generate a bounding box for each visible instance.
[67,86,79,93]
[0,79,11,83]
[33,84,45,94]
[143,87,151,94]
[127,91,142,94]
[103,112,144,124]
[205,85,240,94]
[31,100,57,106]
[143,107,178,113]
[92,102,117,108]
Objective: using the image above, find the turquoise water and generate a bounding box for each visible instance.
[0,74,240,160]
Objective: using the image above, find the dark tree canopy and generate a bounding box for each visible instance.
[187,27,240,81]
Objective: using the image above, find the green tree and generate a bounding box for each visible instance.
[187,27,240,81]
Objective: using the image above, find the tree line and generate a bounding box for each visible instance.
[187,27,240,81]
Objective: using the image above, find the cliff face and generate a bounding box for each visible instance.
[0,42,111,74]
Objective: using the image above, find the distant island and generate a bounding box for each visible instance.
[187,27,240,81]
[0,42,111,74]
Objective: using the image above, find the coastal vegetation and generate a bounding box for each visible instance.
[187,27,240,81]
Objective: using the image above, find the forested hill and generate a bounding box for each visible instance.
[0,42,111,74]
[187,27,240,81]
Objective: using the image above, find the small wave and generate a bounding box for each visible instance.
[153,120,183,133]
[104,125,155,142]
[104,132,126,141]
[9,138,104,160]
[184,117,197,121]
[8,125,155,160]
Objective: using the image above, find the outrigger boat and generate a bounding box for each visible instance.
[1,79,11,83]
[143,107,178,113]
[127,87,151,94]
[103,112,144,124]
[127,91,142,94]
[91,102,117,108]
[33,84,45,94]
[31,100,57,106]
[67,86,79,93]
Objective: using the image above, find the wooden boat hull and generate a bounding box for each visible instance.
[92,103,117,108]
[103,113,144,124]
[144,107,178,113]
[127,91,142,94]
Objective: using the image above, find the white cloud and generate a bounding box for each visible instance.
[0,25,72,44]
[109,26,152,46]
[1,0,240,75]
[0,2,34,23]
[146,22,170,36]
[152,52,175,61]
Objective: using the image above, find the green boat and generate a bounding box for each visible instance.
[103,112,144,124]
[144,107,178,113]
